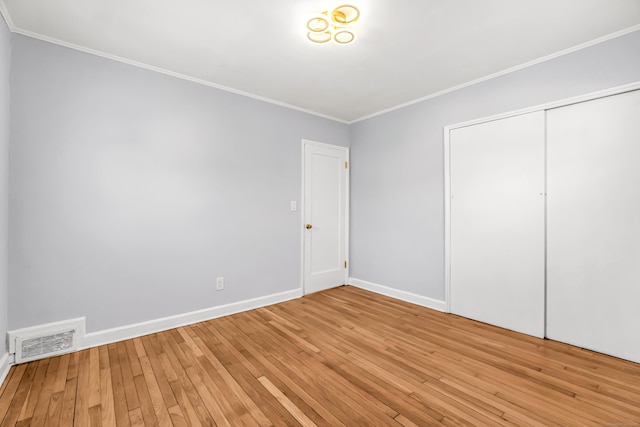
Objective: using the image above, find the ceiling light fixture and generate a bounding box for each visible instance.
[306,4,360,45]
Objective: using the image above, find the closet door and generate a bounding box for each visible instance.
[547,90,640,363]
[449,112,545,337]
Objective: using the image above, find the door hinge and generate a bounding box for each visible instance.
[345,161,348,169]
[344,260,347,268]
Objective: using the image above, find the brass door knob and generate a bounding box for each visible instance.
[306,224,313,229]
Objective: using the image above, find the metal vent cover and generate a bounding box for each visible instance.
[8,317,86,364]
[15,329,77,363]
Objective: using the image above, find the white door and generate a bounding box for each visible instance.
[303,140,348,294]
[449,112,546,338]
[547,90,640,363]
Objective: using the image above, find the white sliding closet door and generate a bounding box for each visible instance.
[547,90,640,363]
[450,112,546,338]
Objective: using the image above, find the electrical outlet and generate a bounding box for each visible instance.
[216,277,224,290]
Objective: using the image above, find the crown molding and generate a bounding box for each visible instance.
[349,24,640,124]
[0,2,348,125]
[1,2,638,126]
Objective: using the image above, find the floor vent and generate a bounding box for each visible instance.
[8,318,85,364]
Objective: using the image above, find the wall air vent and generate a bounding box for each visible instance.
[15,329,77,363]
[8,317,86,364]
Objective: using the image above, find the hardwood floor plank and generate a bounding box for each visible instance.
[138,356,172,427]
[116,342,139,413]
[107,344,130,427]
[132,375,159,426]
[189,326,271,426]
[88,404,101,427]
[0,286,639,426]
[28,357,60,427]
[172,330,235,426]
[291,353,399,426]
[257,376,317,427]
[73,350,90,427]
[42,390,63,426]
[394,414,422,427]
[167,404,189,427]
[168,380,201,427]
[198,322,303,426]
[182,364,231,427]
[324,359,445,425]
[132,339,146,360]
[217,316,346,425]
[87,348,101,410]
[99,347,117,427]
[65,353,79,382]
[174,373,214,426]
[16,359,50,423]
[55,377,77,427]
[0,365,27,424]
[159,331,215,426]
[140,335,178,410]
[177,328,203,358]
[0,368,15,402]
[188,342,259,426]
[51,355,69,395]
[124,341,142,378]
[127,408,144,427]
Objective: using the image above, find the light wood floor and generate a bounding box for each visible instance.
[0,286,639,426]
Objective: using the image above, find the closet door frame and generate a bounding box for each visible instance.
[443,81,640,314]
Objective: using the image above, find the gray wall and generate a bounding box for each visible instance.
[9,35,349,333]
[6,27,640,336]
[0,16,9,355]
[350,30,640,301]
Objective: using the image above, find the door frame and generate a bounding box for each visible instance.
[300,139,350,295]
[443,80,640,313]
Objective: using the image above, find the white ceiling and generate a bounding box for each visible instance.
[1,0,639,123]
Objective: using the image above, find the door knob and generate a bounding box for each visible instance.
[306,224,313,229]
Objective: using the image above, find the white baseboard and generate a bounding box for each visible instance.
[81,288,303,349]
[0,352,11,387]
[349,278,446,312]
